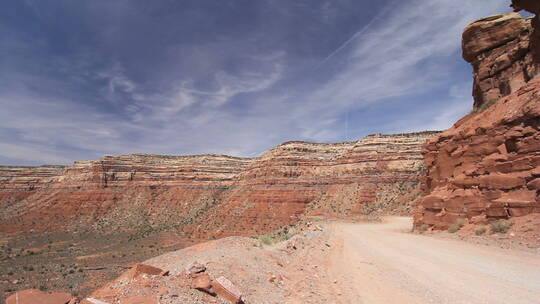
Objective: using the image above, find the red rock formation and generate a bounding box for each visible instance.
[463,13,539,111]
[512,0,540,63]
[415,78,540,229]
[0,132,437,237]
[415,11,540,229]
[180,132,437,238]
[0,154,251,234]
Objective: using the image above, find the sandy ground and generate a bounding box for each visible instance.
[77,217,540,304]
[329,217,540,304]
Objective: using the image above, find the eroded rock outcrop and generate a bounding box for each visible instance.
[415,78,540,229]
[0,132,437,237]
[463,13,539,111]
[0,154,252,234]
[189,132,437,238]
[415,11,540,230]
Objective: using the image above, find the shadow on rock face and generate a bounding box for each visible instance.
[512,0,540,63]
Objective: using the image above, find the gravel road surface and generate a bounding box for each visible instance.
[328,217,540,304]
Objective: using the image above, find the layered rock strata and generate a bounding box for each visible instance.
[0,132,437,237]
[0,154,252,234]
[415,78,540,229]
[415,12,540,229]
[463,13,539,111]
[189,132,437,238]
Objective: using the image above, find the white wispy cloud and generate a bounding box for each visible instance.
[317,1,394,67]
[96,59,283,123]
[282,0,509,141]
[0,54,284,164]
[0,0,512,165]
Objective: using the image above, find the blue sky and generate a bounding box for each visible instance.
[0,0,514,165]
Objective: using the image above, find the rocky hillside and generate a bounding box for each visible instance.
[189,132,437,238]
[0,132,437,237]
[0,154,252,235]
[415,10,540,230]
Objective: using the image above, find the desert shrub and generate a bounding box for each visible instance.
[448,218,465,233]
[255,224,299,247]
[258,234,274,246]
[490,220,513,234]
[363,203,377,215]
[417,224,429,233]
[447,225,460,233]
[474,98,498,113]
[275,226,296,242]
[475,226,487,235]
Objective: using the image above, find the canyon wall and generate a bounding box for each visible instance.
[414,12,540,229]
[190,132,436,238]
[463,13,539,111]
[0,132,437,237]
[0,154,252,234]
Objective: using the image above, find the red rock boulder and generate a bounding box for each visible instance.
[127,263,169,279]
[6,289,75,304]
[211,276,243,304]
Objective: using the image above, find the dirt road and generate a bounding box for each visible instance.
[328,217,540,304]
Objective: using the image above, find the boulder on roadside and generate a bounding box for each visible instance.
[127,263,169,279]
[192,273,213,293]
[188,261,207,277]
[211,276,243,304]
[6,289,75,304]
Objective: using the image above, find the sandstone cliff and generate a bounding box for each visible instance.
[463,13,539,111]
[415,12,540,230]
[0,154,252,234]
[0,132,437,237]
[415,78,540,229]
[189,132,436,238]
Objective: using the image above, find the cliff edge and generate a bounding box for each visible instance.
[415,10,540,232]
